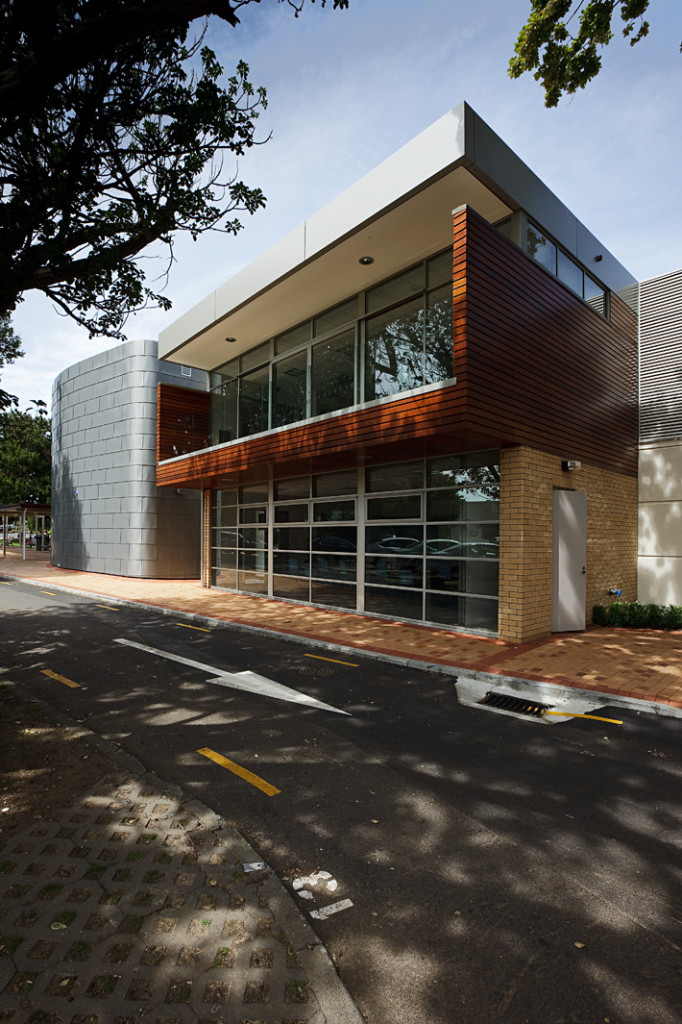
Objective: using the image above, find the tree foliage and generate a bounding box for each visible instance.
[0,0,348,339]
[0,312,23,410]
[509,0,663,107]
[0,402,51,505]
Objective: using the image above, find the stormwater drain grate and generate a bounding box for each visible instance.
[478,691,553,717]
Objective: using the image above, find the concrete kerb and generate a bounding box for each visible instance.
[3,569,679,721]
[4,682,366,1024]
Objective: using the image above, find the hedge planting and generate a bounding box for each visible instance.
[593,602,682,630]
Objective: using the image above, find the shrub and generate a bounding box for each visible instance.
[592,601,682,630]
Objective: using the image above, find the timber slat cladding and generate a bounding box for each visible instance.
[457,206,638,475]
[156,206,637,488]
[156,384,210,463]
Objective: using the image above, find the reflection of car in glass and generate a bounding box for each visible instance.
[367,536,422,554]
[311,535,356,552]
[426,540,498,558]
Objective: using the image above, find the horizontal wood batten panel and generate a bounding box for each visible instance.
[455,207,637,475]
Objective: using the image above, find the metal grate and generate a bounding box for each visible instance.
[478,691,553,717]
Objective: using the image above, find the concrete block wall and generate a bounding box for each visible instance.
[498,447,638,642]
[51,339,208,578]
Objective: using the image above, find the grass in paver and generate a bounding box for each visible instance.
[212,946,236,968]
[126,850,147,862]
[0,934,23,955]
[143,869,165,884]
[28,940,57,960]
[16,909,41,926]
[141,944,167,966]
[39,883,63,899]
[24,1012,61,1024]
[113,867,133,881]
[68,887,93,902]
[105,943,133,964]
[285,979,310,1004]
[86,974,120,997]
[166,979,192,1003]
[66,940,94,962]
[243,980,270,1003]
[6,883,32,898]
[137,833,157,845]
[154,851,173,864]
[250,948,273,969]
[100,890,123,905]
[0,860,16,874]
[84,863,106,879]
[70,1016,99,1024]
[117,915,144,935]
[177,946,202,966]
[202,980,230,1003]
[6,970,37,993]
[47,974,78,997]
[51,910,77,927]
[133,889,155,906]
[126,978,154,1000]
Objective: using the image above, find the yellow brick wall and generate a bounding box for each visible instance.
[202,488,211,588]
[499,448,637,643]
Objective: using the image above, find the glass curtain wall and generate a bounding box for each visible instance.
[209,250,454,446]
[210,450,499,633]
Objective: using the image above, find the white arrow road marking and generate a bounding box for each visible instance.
[114,638,350,716]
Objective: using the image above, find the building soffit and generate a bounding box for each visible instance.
[159,101,636,372]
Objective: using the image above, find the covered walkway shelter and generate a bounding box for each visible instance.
[0,503,51,560]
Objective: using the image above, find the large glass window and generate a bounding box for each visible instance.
[210,455,499,634]
[208,249,454,445]
[311,330,356,416]
[272,351,307,428]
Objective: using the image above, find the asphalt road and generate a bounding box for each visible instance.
[1,578,681,1024]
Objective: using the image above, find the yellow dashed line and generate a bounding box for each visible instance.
[41,669,80,689]
[95,604,119,611]
[176,622,211,632]
[40,590,57,597]
[197,747,280,796]
[305,652,359,668]
[0,581,13,586]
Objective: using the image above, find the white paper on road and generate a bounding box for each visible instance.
[113,638,350,715]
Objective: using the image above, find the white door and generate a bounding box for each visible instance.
[552,488,587,632]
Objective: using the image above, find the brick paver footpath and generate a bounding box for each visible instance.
[0,769,362,1024]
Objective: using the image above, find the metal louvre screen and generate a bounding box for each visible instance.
[640,271,682,442]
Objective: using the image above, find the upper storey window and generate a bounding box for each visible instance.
[208,250,454,446]
[525,221,608,318]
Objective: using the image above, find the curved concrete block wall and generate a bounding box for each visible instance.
[52,339,207,578]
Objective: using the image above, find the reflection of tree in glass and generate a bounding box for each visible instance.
[366,289,452,399]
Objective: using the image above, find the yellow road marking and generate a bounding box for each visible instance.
[543,711,623,725]
[176,622,211,632]
[1,581,13,586]
[96,604,119,611]
[40,590,57,597]
[42,669,80,689]
[197,747,280,796]
[305,653,359,668]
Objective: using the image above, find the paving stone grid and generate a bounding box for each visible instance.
[0,773,323,1024]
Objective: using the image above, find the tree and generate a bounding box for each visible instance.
[508,0,669,107]
[0,0,349,339]
[0,402,51,505]
[0,312,22,410]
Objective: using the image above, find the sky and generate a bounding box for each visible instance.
[4,0,682,412]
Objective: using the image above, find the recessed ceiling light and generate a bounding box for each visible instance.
[225,336,237,343]
[358,256,374,266]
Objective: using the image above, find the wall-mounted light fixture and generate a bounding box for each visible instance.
[594,254,603,263]
[561,459,582,472]
[358,256,374,266]
[225,336,237,344]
